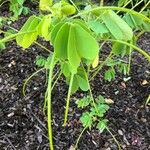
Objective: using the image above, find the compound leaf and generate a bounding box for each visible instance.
[16,15,40,48]
[102,10,133,41]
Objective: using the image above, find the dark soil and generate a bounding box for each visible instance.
[0,2,150,150]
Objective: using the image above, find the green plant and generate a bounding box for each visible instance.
[0,0,30,20]
[0,0,150,149]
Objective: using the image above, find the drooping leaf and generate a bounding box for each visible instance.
[73,24,99,60]
[38,15,51,41]
[50,21,64,45]
[102,10,133,41]
[61,62,71,77]
[67,25,81,73]
[76,68,89,91]
[92,55,99,68]
[54,23,70,60]
[16,15,40,48]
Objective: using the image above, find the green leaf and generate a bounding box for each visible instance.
[102,10,133,41]
[104,68,116,82]
[96,104,109,117]
[35,55,46,67]
[123,13,150,31]
[112,42,127,56]
[61,2,76,16]
[73,24,99,60]
[76,96,91,108]
[16,15,40,48]
[0,42,5,50]
[67,25,81,73]
[96,119,108,133]
[88,20,109,34]
[71,75,80,93]
[38,15,51,41]
[54,23,70,60]
[76,68,89,91]
[80,112,93,128]
[39,0,53,11]
[61,62,71,77]
[50,21,64,45]
[95,95,105,104]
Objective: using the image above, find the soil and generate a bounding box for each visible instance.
[0,2,150,150]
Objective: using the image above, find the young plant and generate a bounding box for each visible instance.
[76,95,109,134]
[0,0,150,149]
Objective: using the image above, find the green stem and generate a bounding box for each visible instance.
[75,127,87,149]
[140,1,150,13]
[47,53,56,150]
[102,39,150,61]
[22,68,45,96]
[52,71,62,90]
[127,41,133,74]
[71,6,150,22]
[100,0,104,6]
[81,65,99,114]
[90,52,113,81]
[106,127,121,150]
[63,73,74,126]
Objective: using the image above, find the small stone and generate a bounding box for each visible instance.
[118,129,123,136]
[7,112,14,117]
[141,80,148,85]
[105,98,114,104]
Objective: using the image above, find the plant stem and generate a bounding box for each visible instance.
[90,52,113,81]
[52,71,62,90]
[75,127,87,149]
[101,39,150,61]
[22,68,45,96]
[63,73,74,126]
[70,6,150,22]
[140,1,150,13]
[100,0,104,6]
[127,41,133,74]
[47,53,56,150]
[106,127,121,150]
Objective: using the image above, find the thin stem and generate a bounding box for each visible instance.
[131,0,144,10]
[52,71,62,90]
[75,127,87,149]
[106,127,121,150]
[22,68,45,96]
[70,6,150,23]
[100,0,104,6]
[81,64,98,114]
[90,52,113,81]
[101,39,150,61]
[127,41,133,74]
[69,0,80,12]
[140,1,150,13]
[46,53,56,150]
[34,41,52,53]
[0,0,9,7]
[63,73,74,126]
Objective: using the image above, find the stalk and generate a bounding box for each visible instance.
[46,54,56,150]
[75,127,87,149]
[63,73,74,126]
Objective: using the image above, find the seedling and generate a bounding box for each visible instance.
[0,0,150,149]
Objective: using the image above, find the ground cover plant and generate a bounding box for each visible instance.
[0,0,150,149]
